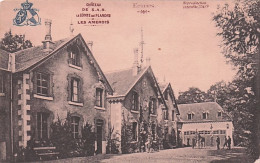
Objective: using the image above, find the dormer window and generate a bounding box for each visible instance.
[188,113,194,120]
[131,91,139,111]
[218,111,222,117]
[202,112,209,119]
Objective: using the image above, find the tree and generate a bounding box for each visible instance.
[213,0,259,160]
[0,30,33,53]
[177,87,210,104]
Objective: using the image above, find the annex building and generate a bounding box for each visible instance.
[178,102,233,147]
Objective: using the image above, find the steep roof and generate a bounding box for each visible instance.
[105,67,148,97]
[14,37,71,72]
[0,49,10,71]
[0,33,113,93]
[159,82,180,115]
[178,102,232,123]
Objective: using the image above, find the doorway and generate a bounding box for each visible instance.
[96,119,103,154]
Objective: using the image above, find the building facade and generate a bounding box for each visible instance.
[106,51,167,153]
[178,102,233,147]
[0,20,113,161]
[0,49,12,161]
[158,82,180,148]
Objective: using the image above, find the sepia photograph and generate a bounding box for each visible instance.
[0,0,259,162]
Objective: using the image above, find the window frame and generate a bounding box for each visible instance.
[68,45,81,68]
[172,110,175,121]
[202,112,208,119]
[36,72,50,96]
[37,112,49,140]
[71,78,79,102]
[149,98,157,115]
[217,111,222,117]
[132,122,138,141]
[163,109,168,120]
[71,116,80,139]
[96,88,103,107]
[67,74,83,105]
[188,113,194,120]
[0,74,5,94]
[131,91,139,111]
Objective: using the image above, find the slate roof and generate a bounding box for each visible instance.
[0,49,10,71]
[14,37,73,72]
[105,67,148,97]
[178,102,232,123]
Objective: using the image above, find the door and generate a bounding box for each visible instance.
[96,119,103,154]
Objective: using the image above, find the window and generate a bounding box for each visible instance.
[71,78,79,102]
[96,88,103,107]
[218,111,222,117]
[132,122,137,141]
[131,92,139,111]
[149,98,156,114]
[202,112,208,119]
[219,130,226,135]
[37,112,48,139]
[213,130,219,134]
[164,91,168,101]
[36,72,49,96]
[0,74,4,93]
[172,110,175,121]
[163,110,168,120]
[152,124,156,140]
[188,113,194,120]
[69,46,81,67]
[71,116,80,138]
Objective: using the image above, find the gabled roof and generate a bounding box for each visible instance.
[15,37,71,72]
[105,66,167,107]
[0,49,10,71]
[105,67,148,97]
[178,102,232,123]
[0,33,113,93]
[159,82,180,115]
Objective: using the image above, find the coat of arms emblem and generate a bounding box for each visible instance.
[13,0,41,26]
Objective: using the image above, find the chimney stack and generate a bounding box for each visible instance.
[132,48,139,76]
[42,19,54,51]
[146,57,151,67]
[69,21,74,36]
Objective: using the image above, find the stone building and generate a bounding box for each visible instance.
[158,82,180,147]
[0,20,113,161]
[178,102,233,147]
[0,49,12,161]
[106,50,167,153]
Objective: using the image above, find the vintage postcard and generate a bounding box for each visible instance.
[0,0,259,162]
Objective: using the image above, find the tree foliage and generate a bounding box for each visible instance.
[177,87,210,104]
[0,30,33,53]
[213,0,259,159]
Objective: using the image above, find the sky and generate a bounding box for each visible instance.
[0,0,237,95]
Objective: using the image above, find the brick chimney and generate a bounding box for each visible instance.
[132,48,139,76]
[42,19,54,51]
